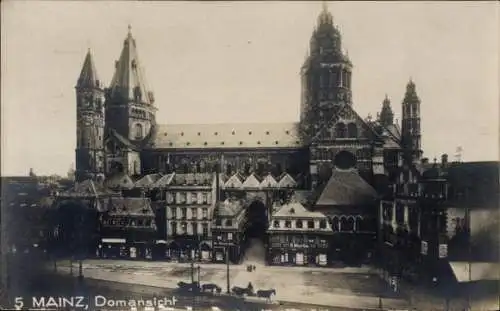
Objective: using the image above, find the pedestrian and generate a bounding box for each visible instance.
[252,265,256,271]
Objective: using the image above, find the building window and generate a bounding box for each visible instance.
[202,208,208,219]
[273,220,280,228]
[347,123,358,138]
[180,222,187,234]
[191,192,197,204]
[181,208,187,219]
[307,220,314,229]
[319,219,327,229]
[192,208,198,219]
[227,232,233,241]
[335,123,346,138]
[225,219,233,227]
[171,222,177,235]
[134,123,143,139]
[171,208,177,219]
[192,223,198,235]
[202,223,209,237]
[202,193,208,203]
[296,220,303,228]
[285,221,292,228]
[215,218,222,226]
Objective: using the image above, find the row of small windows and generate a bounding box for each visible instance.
[167,140,300,147]
[170,208,209,219]
[215,219,233,227]
[165,130,291,137]
[273,219,328,229]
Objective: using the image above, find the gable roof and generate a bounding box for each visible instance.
[313,103,381,142]
[260,174,278,188]
[134,173,163,188]
[224,173,245,189]
[104,173,136,190]
[153,173,175,188]
[316,170,378,206]
[59,179,116,197]
[277,173,297,188]
[153,122,302,149]
[242,173,262,189]
[106,197,155,217]
[273,202,326,219]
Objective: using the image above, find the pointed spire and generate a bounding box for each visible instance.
[318,1,333,25]
[404,77,419,102]
[109,26,154,105]
[76,49,100,89]
[380,94,394,127]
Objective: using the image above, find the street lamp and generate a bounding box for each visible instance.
[226,245,230,294]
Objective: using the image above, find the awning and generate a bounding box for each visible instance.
[449,261,500,282]
[101,238,126,243]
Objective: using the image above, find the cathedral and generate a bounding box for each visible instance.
[72,5,424,264]
[75,6,422,189]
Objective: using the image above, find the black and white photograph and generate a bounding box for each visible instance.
[1,1,499,310]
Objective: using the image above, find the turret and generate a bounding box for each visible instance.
[379,95,394,127]
[401,79,422,163]
[75,49,105,182]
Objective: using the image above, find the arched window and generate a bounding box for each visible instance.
[347,123,358,138]
[355,216,363,231]
[335,123,346,138]
[134,123,143,139]
[331,217,339,231]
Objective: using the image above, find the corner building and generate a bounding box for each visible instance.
[74,6,425,264]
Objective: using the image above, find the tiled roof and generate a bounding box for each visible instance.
[59,179,117,197]
[222,172,297,189]
[134,173,163,188]
[277,173,298,188]
[316,170,378,206]
[76,49,101,89]
[106,197,155,217]
[153,122,301,149]
[104,173,136,190]
[109,28,154,106]
[214,199,245,217]
[273,202,326,219]
[153,173,175,188]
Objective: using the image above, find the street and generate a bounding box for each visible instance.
[49,258,408,310]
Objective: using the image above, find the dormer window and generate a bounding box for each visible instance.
[131,59,137,69]
[221,141,225,145]
[231,130,235,135]
[197,132,201,136]
[257,141,261,145]
[285,221,292,228]
[273,220,280,228]
[186,142,190,146]
[239,141,243,145]
[180,132,184,136]
[214,132,218,135]
[285,130,290,135]
[204,142,208,146]
[248,131,252,135]
[275,141,279,145]
[265,131,270,135]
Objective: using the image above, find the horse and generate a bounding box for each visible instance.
[256,289,276,303]
[231,286,251,297]
[177,281,200,293]
[201,283,221,294]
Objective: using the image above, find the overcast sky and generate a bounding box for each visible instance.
[1,1,498,176]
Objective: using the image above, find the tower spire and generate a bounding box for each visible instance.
[76,49,100,89]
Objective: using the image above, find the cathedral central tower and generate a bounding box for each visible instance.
[299,4,353,142]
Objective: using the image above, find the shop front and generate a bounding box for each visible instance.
[199,241,212,262]
[127,241,154,260]
[99,238,127,259]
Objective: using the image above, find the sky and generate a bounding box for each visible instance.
[1,1,498,176]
